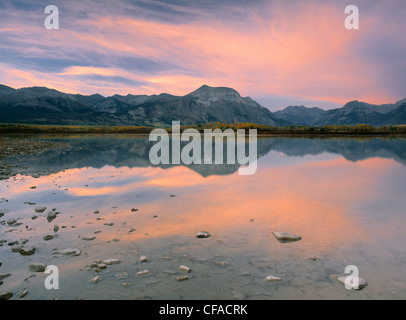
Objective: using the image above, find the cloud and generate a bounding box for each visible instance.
[0,0,404,107]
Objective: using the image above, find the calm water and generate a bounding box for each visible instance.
[1,135,406,300]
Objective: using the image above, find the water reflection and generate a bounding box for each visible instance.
[2,135,406,179]
[0,135,406,299]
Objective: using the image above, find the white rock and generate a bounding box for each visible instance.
[136,269,150,276]
[331,274,368,290]
[139,256,148,263]
[176,275,189,282]
[102,258,121,265]
[272,231,302,242]
[179,265,192,273]
[91,276,101,284]
[264,275,283,282]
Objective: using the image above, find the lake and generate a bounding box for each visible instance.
[1,134,406,300]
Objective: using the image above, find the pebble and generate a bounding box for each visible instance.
[0,290,13,300]
[31,215,38,220]
[46,211,57,222]
[82,236,96,241]
[330,274,368,290]
[216,261,229,267]
[179,265,192,273]
[35,206,47,213]
[0,273,11,281]
[29,263,47,272]
[136,270,150,276]
[43,235,54,241]
[196,231,211,238]
[264,275,283,282]
[102,258,121,265]
[176,275,189,282]
[19,246,36,256]
[52,248,81,256]
[7,219,17,226]
[91,276,101,284]
[19,290,28,298]
[53,225,59,233]
[94,210,99,214]
[139,256,148,263]
[115,272,129,280]
[272,231,302,242]
[104,223,114,226]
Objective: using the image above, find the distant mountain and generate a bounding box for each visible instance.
[0,84,287,127]
[274,105,326,126]
[275,99,406,126]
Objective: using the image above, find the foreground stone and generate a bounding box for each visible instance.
[29,263,47,272]
[19,246,36,256]
[196,231,211,238]
[35,207,47,213]
[179,265,192,273]
[0,290,13,300]
[264,275,283,282]
[136,269,150,276]
[52,248,81,256]
[272,231,302,242]
[330,274,368,290]
[102,258,121,265]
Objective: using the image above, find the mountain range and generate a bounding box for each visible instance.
[0,83,405,127]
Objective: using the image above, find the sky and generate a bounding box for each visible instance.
[0,0,405,111]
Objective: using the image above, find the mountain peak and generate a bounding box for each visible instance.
[188,85,241,100]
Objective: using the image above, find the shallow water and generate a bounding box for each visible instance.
[1,135,406,300]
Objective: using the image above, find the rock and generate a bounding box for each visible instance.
[93,210,99,214]
[307,256,319,261]
[216,261,229,267]
[82,236,96,241]
[7,219,17,226]
[43,235,54,241]
[11,246,23,252]
[129,228,136,233]
[19,290,28,298]
[19,246,36,256]
[97,264,106,269]
[35,206,47,213]
[104,223,114,226]
[115,272,129,280]
[102,258,121,265]
[170,194,176,197]
[31,215,38,220]
[330,274,368,290]
[52,248,81,256]
[264,275,283,282]
[131,208,138,212]
[196,231,211,238]
[179,265,192,273]
[136,270,150,276]
[121,282,132,287]
[21,239,29,244]
[0,273,11,281]
[53,225,59,233]
[46,211,57,223]
[0,290,13,300]
[29,263,47,272]
[176,275,189,282]
[139,256,148,263]
[8,240,19,246]
[91,276,101,284]
[272,231,302,242]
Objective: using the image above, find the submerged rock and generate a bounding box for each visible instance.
[136,269,150,276]
[19,290,28,298]
[176,275,189,282]
[0,273,11,281]
[91,276,101,284]
[139,256,148,263]
[272,231,302,242]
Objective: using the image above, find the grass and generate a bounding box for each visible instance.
[1,122,406,135]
